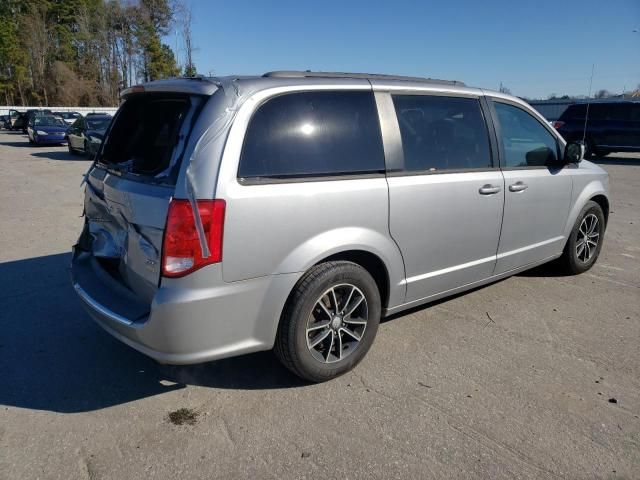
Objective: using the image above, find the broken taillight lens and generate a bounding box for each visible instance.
[161,199,225,277]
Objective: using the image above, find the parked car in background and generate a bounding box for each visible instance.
[54,111,82,125]
[7,109,24,130]
[66,114,111,157]
[554,100,640,157]
[12,112,28,131]
[22,109,52,133]
[27,115,68,145]
[71,72,610,382]
[0,115,9,129]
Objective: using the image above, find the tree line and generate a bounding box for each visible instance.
[0,0,196,107]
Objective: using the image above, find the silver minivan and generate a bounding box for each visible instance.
[72,71,609,382]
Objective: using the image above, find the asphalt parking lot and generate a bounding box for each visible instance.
[0,129,638,479]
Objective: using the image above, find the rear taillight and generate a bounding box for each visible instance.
[161,199,226,278]
[552,121,565,129]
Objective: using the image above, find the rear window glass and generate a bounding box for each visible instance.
[86,117,111,130]
[239,91,385,179]
[34,116,65,127]
[392,95,492,172]
[101,94,191,176]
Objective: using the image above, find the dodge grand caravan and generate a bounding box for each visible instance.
[72,71,609,382]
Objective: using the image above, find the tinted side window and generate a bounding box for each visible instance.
[605,104,629,121]
[589,104,607,120]
[560,104,586,121]
[494,102,559,167]
[239,91,384,178]
[392,95,492,172]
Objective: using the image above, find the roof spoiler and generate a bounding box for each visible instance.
[120,77,219,99]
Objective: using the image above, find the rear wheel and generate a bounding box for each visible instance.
[558,201,605,274]
[585,138,604,158]
[275,261,381,382]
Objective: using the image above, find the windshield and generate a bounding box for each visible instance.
[35,116,66,127]
[87,118,110,130]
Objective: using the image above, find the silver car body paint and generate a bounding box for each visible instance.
[72,75,609,364]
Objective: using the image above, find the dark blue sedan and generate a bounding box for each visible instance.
[27,115,68,145]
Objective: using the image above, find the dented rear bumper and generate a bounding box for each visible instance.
[71,247,300,365]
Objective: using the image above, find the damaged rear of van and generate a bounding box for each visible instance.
[72,72,610,383]
[72,77,301,365]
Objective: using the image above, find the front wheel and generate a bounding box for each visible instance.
[275,261,381,382]
[558,201,605,274]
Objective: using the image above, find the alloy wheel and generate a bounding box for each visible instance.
[305,283,368,364]
[576,213,599,263]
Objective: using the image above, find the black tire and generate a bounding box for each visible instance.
[585,138,604,159]
[274,261,381,382]
[558,201,605,275]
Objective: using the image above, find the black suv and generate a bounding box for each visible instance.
[554,100,640,157]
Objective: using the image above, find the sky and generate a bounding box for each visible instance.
[173,0,640,99]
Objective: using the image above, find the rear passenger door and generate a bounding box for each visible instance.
[380,92,505,303]
[221,89,403,306]
[604,103,639,149]
[596,103,626,148]
[490,99,572,273]
[628,104,640,148]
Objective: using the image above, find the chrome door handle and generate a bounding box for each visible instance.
[479,184,502,195]
[509,181,528,192]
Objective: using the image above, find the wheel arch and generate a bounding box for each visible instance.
[314,250,391,311]
[563,179,609,238]
[590,194,609,227]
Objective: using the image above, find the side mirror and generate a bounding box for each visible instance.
[564,141,585,164]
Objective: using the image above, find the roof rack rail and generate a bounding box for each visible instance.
[263,70,465,86]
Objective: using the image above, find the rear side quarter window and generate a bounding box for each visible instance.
[238,91,385,180]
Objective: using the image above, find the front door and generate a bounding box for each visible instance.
[491,100,572,273]
[69,118,83,149]
[383,93,504,303]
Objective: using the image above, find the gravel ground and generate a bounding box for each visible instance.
[0,130,638,479]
